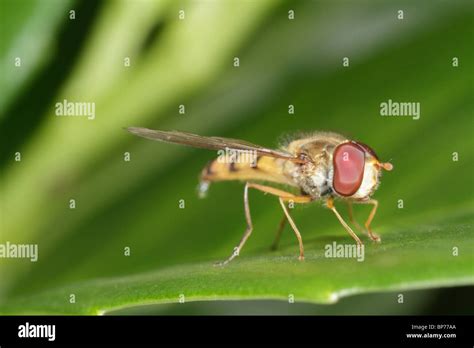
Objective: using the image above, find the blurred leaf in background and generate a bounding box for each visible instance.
[0,0,73,115]
[0,0,473,314]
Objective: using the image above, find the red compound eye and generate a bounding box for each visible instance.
[353,141,379,160]
[333,143,365,196]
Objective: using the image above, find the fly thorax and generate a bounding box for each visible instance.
[294,162,330,198]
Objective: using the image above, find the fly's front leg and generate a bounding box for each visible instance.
[348,200,381,242]
[327,197,363,246]
[362,199,381,243]
[346,201,365,234]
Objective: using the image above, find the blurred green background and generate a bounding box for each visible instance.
[0,0,473,315]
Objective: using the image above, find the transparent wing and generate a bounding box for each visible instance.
[125,127,306,163]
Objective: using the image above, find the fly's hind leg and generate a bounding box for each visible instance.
[215,182,253,266]
[216,182,312,266]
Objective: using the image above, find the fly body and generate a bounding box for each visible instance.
[126,127,393,265]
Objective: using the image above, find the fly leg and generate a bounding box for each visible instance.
[279,198,305,261]
[270,215,287,251]
[346,201,365,233]
[347,200,381,242]
[327,197,363,246]
[215,182,253,266]
[360,199,381,242]
[216,182,312,266]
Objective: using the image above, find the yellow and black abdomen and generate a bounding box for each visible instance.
[199,156,296,189]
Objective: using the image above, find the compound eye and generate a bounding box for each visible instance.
[353,141,379,160]
[333,143,365,196]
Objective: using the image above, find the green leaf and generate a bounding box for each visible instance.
[1,208,472,315]
[1,0,473,315]
[0,0,72,115]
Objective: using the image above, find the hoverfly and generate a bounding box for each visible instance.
[126,127,393,265]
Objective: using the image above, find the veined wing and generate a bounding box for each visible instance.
[125,127,307,163]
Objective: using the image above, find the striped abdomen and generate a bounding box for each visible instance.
[199,156,296,192]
